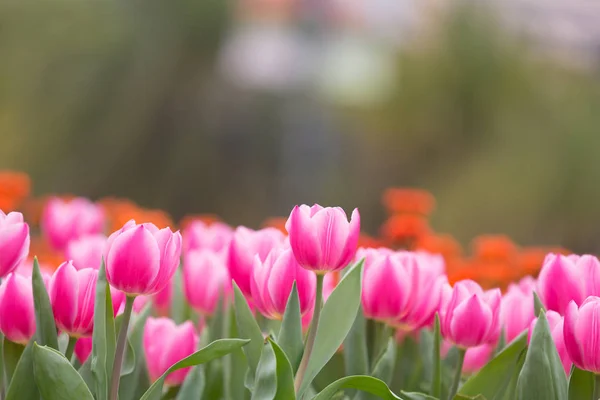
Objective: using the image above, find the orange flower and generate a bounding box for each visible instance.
[471,235,517,263]
[262,217,288,234]
[357,233,383,249]
[380,214,430,245]
[415,233,463,259]
[29,237,63,272]
[0,171,31,212]
[99,197,174,232]
[382,188,435,216]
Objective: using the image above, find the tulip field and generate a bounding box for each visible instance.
[0,172,597,400]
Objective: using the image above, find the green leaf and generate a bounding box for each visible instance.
[234,282,264,379]
[225,307,249,400]
[277,282,304,373]
[458,332,527,399]
[516,311,567,400]
[344,304,369,377]
[176,366,206,400]
[432,314,442,398]
[91,260,116,400]
[208,292,226,343]
[139,338,250,400]
[297,260,364,397]
[5,342,39,400]
[32,257,59,350]
[78,357,95,396]
[32,343,94,400]
[454,395,487,400]
[118,304,152,400]
[312,375,402,400]
[252,340,277,400]
[3,339,24,384]
[355,338,398,400]
[533,292,546,318]
[171,267,190,324]
[568,366,594,400]
[269,338,296,400]
[400,392,438,400]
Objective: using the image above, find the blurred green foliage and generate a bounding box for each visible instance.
[1,2,600,252]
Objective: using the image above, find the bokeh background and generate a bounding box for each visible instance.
[2,0,600,254]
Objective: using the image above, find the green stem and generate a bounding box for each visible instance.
[109,296,135,400]
[594,374,600,400]
[447,349,466,400]
[294,274,324,393]
[64,336,77,364]
[371,322,392,370]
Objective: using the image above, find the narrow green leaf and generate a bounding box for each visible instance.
[269,338,296,400]
[5,342,39,400]
[176,366,206,400]
[32,257,59,349]
[432,314,442,398]
[78,357,95,396]
[458,332,527,399]
[3,339,24,384]
[91,261,116,400]
[170,267,188,324]
[312,375,402,400]
[233,282,264,378]
[400,392,438,400]
[298,260,364,397]
[252,340,277,400]
[208,292,225,343]
[516,311,567,400]
[139,338,250,400]
[118,305,152,400]
[32,343,94,400]
[226,307,250,400]
[568,366,594,400]
[344,304,369,377]
[533,292,545,318]
[277,283,304,373]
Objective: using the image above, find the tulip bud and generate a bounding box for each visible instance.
[227,227,285,297]
[75,337,93,364]
[104,220,182,296]
[143,318,198,386]
[501,277,536,343]
[286,204,360,273]
[65,234,106,270]
[537,253,585,315]
[49,261,98,337]
[440,280,501,348]
[183,250,231,316]
[563,297,600,374]
[529,310,571,374]
[42,197,104,250]
[251,247,316,320]
[0,211,30,278]
[0,273,35,344]
[463,344,495,375]
[183,221,232,253]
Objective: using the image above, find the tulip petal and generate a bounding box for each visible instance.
[450,294,493,347]
[563,300,584,369]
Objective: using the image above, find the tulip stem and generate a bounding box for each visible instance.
[447,348,466,400]
[109,295,135,400]
[65,336,77,364]
[294,274,324,393]
[594,374,600,400]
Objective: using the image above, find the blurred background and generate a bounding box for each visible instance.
[2,0,600,255]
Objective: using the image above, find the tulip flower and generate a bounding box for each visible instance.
[75,337,93,364]
[104,220,182,296]
[440,280,501,348]
[65,234,106,270]
[251,247,316,319]
[183,221,232,253]
[143,318,198,386]
[0,273,35,344]
[0,210,30,278]
[286,204,360,273]
[501,277,536,343]
[183,249,231,316]
[42,197,105,250]
[563,297,600,374]
[462,343,495,375]
[152,279,172,316]
[227,226,285,297]
[529,310,571,374]
[537,253,585,315]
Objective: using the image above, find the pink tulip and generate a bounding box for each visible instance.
[501,277,536,343]
[183,250,231,316]
[105,220,182,296]
[323,271,339,302]
[0,273,35,344]
[563,297,600,374]
[529,310,571,374]
[227,227,285,296]
[537,253,585,315]
[0,211,30,278]
[152,279,172,316]
[251,247,316,319]
[183,221,232,253]
[286,204,360,273]
[42,197,104,250]
[143,318,198,386]
[440,280,501,348]
[463,344,495,375]
[49,261,98,337]
[65,234,106,270]
[75,337,93,364]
